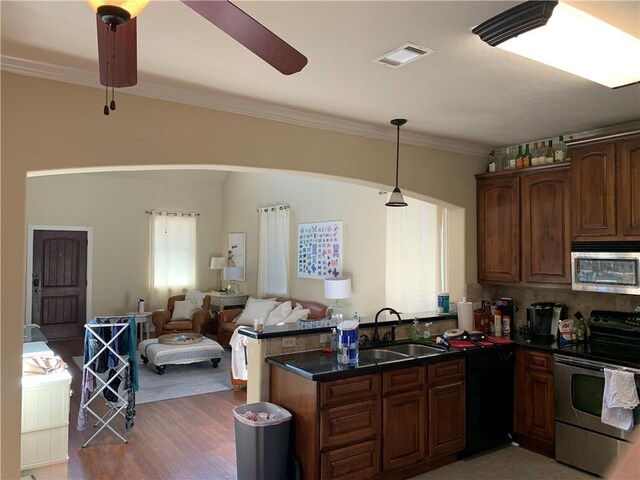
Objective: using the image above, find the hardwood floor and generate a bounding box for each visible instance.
[50,338,246,480]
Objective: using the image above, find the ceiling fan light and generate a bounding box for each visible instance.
[87,0,151,20]
[386,187,408,207]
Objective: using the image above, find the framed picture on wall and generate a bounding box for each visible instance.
[297,221,343,279]
[228,232,246,281]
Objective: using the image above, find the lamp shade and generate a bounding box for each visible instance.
[324,277,352,300]
[210,257,227,270]
[223,266,244,281]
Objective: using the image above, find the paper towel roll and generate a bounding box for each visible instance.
[457,301,474,331]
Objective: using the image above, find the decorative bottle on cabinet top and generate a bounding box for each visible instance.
[554,135,568,162]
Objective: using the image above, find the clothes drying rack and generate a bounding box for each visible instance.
[81,317,133,447]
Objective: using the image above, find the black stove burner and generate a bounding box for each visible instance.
[553,310,640,369]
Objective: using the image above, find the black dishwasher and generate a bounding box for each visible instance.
[463,345,515,457]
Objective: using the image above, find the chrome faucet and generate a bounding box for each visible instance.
[374,307,402,343]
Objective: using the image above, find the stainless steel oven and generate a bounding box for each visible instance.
[555,354,640,476]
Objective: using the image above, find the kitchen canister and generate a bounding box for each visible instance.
[457,298,474,331]
[437,293,450,314]
[337,319,359,366]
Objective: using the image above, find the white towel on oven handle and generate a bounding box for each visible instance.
[601,368,639,431]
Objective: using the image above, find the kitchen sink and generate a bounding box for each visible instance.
[358,348,410,363]
[385,343,446,357]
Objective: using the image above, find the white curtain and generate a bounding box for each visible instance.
[149,210,197,310]
[385,200,444,312]
[257,205,290,298]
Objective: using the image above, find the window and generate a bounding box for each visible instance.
[385,199,445,312]
[149,211,197,305]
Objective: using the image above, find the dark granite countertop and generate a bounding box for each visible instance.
[266,343,466,381]
[238,310,456,340]
[514,332,560,351]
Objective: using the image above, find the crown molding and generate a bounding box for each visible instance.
[1,55,488,156]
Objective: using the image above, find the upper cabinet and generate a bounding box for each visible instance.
[477,175,520,283]
[571,133,640,241]
[477,164,571,285]
[522,168,571,284]
[618,137,640,237]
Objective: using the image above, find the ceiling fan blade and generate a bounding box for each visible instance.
[96,14,138,87]
[180,0,307,75]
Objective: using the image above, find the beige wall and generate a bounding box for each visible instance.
[222,171,387,315]
[26,171,225,316]
[0,72,485,477]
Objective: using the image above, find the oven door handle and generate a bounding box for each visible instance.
[555,354,640,375]
[554,356,603,372]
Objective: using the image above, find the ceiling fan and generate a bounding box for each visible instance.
[88,0,308,114]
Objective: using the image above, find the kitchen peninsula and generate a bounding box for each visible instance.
[236,311,457,402]
[268,344,466,480]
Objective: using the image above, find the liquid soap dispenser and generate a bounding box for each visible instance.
[412,318,420,341]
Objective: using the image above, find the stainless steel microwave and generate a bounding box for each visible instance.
[571,242,640,295]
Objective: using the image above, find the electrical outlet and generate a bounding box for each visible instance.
[282,337,297,348]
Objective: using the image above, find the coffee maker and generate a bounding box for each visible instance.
[527,302,568,339]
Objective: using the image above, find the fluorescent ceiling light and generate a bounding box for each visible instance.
[473,1,640,88]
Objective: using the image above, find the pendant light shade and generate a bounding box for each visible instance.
[386,118,408,207]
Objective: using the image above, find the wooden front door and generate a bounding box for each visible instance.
[32,230,87,339]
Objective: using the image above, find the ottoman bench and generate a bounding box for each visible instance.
[138,338,224,375]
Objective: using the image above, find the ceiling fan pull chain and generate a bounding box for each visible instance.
[110,25,117,112]
[103,23,112,116]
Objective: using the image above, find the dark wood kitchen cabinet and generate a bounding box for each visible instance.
[521,167,571,284]
[428,359,465,458]
[514,348,555,458]
[477,175,520,283]
[477,164,571,286]
[270,358,465,480]
[382,366,427,472]
[571,132,640,241]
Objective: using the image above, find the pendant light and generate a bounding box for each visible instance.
[386,118,408,207]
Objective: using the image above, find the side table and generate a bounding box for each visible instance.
[126,311,152,343]
[206,292,249,313]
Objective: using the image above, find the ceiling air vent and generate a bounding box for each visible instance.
[374,43,435,68]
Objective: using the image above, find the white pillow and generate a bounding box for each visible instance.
[235,297,278,326]
[265,301,293,326]
[172,300,199,320]
[282,307,310,324]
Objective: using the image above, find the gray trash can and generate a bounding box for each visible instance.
[233,401,292,480]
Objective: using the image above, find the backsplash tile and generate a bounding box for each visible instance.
[471,283,640,327]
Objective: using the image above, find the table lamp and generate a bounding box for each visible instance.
[223,266,244,294]
[324,277,352,322]
[210,257,227,291]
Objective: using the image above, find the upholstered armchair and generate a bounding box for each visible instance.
[216,297,327,346]
[152,294,212,337]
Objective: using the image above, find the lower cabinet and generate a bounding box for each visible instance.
[270,357,465,480]
[382,367,427,472]
[428,360,466,457]
[514,348,555,458]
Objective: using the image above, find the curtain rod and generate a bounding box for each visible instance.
[145,210,200,217]
[256,204,290,213]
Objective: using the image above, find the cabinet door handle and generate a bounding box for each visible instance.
[434,380,462,390]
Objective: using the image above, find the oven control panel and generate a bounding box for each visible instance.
[590,310,640,333]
